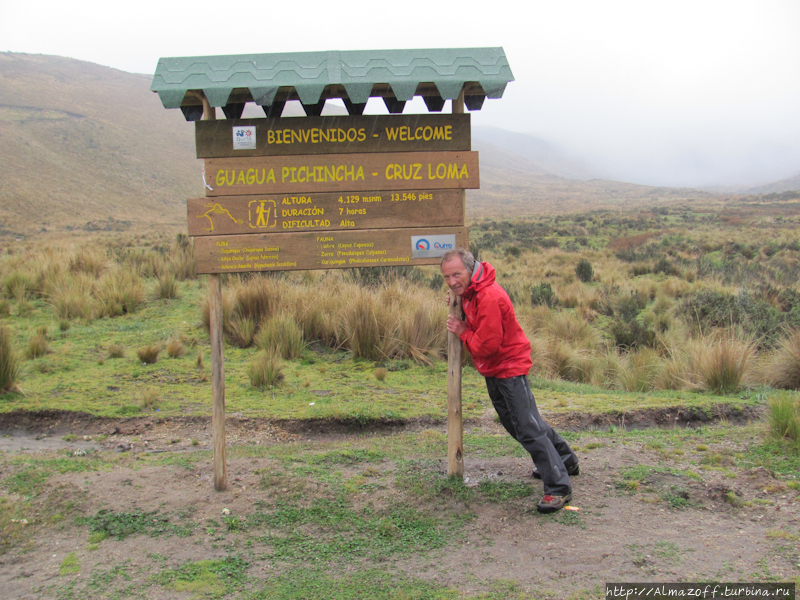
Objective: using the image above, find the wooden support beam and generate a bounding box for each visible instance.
[203,95,227,493]
[446,87,465,479]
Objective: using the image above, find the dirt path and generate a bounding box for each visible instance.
[1,412,798,599]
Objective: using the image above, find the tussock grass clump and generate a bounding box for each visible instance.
[166,339,186,358]
[108,344,125,359]
[140,387,159,409]
[0,299,10,317]
[155,274,180,300]
[761,330,800,390]
[0,327,20,392]
[96,269,145,317]
[48,272,96,320]
[255,314,305,360]
[337,288,382,360]
[234,275,284,325]
[136,345,160,364]
[26,332,49,359]
[249,350,283,388]
[5,272,31,302]
[69,246,110,277]
[767,392,800,443]
[689,334,754,394]
[374,368,388,382]
[228,314,256,348]
[617,347,661,392]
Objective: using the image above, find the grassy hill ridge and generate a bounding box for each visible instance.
[0,52,200,236]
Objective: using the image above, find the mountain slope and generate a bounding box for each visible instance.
[0,52,201,236]
[0,53,720,238]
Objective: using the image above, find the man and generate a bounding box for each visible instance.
[441,248,579,513]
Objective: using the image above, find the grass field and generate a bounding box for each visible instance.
[1,197,800,598]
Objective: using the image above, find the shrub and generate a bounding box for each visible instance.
[575,259,594,283]
[530,282,557,308]
[248,350,283,388]
[767,392,800,443]
[0,327,20,392]
[611,318,656,351]
[654,257,677,276]
[254,314,305,360]
[136,345,160,364]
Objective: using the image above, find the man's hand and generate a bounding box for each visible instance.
[446,315,467,337]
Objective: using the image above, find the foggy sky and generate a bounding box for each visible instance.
[3,0,799,188]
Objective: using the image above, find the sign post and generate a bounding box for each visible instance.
[447,91,465,478]
[151,48,514,491]
[202,96,227,492]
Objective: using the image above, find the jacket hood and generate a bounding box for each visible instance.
[463,261,496,300]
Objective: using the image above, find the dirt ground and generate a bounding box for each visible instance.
[1,411,799,599]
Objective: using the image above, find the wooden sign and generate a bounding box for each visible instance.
[187,189,464,236]
[196,114,471,157]
[193,226,469,273]
[205,151,479,196]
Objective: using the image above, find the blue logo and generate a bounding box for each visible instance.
[433,242,453,249]
[415,239,430,250]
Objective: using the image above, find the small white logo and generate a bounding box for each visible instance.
[232,126,257,150]
[411,234,456,258]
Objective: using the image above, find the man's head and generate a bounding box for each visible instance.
[440,248,475,297]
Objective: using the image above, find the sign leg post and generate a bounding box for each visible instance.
[447,89,465,479]
[209,273,227,491]
[447,295,464,478]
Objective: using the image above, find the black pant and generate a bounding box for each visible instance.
[486,375,576,496]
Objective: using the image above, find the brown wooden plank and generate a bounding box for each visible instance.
[187,189,465,236]
[194,227,469,274]
[195,114,471,158]
[205,151,479,196]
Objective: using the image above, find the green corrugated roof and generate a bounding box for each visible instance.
[151,47,513,118]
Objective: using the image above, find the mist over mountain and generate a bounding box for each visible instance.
[1,52,777,238]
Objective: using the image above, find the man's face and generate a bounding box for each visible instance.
[441,257,471,297]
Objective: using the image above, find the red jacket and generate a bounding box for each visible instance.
[460,262,533,378]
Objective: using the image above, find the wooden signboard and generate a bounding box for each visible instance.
[187,189,464,236]
[196,114,471,157]
[193,226,469,274]
[205,151,479,196]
